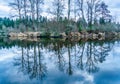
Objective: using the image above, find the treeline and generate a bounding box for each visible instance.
[1,0,120,33]
[0,18,14,29]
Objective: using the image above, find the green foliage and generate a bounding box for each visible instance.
[77,24,82,32]
[0,22,2,29]
[92,22,120,32]
[77,18,87,31]
[65,24,74,34]
[0,17,14,28]
[99,18,105,24]
[41,32,51,37]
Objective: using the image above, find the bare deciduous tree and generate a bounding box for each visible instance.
[10,0,22,20]
[49,0,65,21]
[35,0,44,21]
[68,0,71,20]
[87,0,101,28]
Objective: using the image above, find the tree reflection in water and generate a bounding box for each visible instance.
[4,38,114,80]
[14,41,47,80]
[77,41,113,73]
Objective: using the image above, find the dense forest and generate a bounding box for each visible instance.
[1,0,120,35]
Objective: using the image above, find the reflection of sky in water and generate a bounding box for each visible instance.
[0,42,120,84]
[93,42,120,84]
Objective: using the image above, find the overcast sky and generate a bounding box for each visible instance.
[0,0,120,22]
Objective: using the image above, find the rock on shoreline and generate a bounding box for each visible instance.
[8,31,120,40]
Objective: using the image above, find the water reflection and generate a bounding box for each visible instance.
[0,38,118,84]
[13,39,113,78]
[14,42,47,80]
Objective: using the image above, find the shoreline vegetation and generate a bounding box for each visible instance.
[0,0,120,41]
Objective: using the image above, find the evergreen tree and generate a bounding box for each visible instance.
[96,1,112,24]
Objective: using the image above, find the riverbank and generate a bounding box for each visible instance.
[8,31,120,40]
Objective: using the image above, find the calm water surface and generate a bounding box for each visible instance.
[0,38,120,84]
